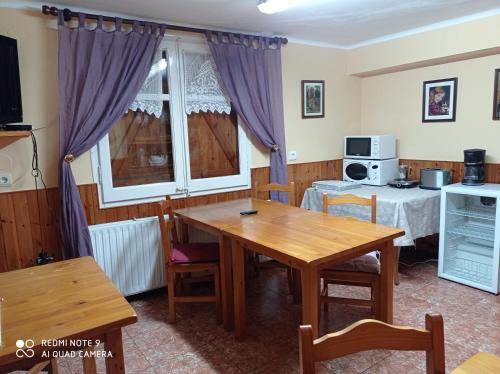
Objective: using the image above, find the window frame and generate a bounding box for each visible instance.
[91,36,251,209]
[177,39,251,195]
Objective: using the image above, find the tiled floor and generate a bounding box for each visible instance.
[57,250,499,373]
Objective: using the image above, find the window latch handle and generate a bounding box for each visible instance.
[176,187,189,196]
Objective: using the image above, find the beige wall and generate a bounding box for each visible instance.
[348,13,500,77]
[0,8,94,192]
[252,42,361,167]
[0,7,359,192]
[1,9,58,191]
[358,44,500,164]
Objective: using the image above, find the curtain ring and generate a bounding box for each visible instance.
[64,154,75,163]
[272,144,280,151]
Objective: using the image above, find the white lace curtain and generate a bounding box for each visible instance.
[183,51,231,114]
[129,47,231,117]
[129,48,164,118]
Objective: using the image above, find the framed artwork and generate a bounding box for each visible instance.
[493,69,500,120]
[422,77,457,122]
[302,80,324,118]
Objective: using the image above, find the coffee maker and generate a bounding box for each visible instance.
[462,149,485,185]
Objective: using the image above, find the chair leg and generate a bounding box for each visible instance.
[254,253,261,277]
[292,269,302,304]
[371,277,380,319]
[287,267,294,295]
[245,250,259,281]
[167,266,176,324]
[183,273,193,295]
[47,359,59,374]
[214,267,222,325]
[394,246,401,285]
[174,273,182,295]
[322,281,329,312]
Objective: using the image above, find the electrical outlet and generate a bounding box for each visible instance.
[0,172,12,187]
[289,150,297,161]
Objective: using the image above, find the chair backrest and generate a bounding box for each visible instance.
[156,196,178,265]
[253,182,296,206]
[322,193,377,224]
[299,314,445,374]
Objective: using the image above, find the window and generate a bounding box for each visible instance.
[92,38,251,207]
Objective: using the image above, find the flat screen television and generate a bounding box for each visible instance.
[0,35,23,124]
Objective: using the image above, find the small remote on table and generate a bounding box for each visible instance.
[240,210,258,215]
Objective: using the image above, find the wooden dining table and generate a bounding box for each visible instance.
[175,198,308,330]
[175,198,404,339]
[451,352,500,374]
[0,257,137,374]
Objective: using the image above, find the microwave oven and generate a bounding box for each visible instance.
[344,135,396,160]
[343,158,399,186]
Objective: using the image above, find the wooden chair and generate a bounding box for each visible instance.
[299,313,445,374]
[253,181,296,206]
[157,196,221,324]
[252,181,298,299]
[25,360,58,374]
[321,193,380,316]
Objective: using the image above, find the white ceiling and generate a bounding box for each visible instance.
[21,0,500,47]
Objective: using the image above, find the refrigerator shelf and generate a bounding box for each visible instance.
[450,241,494,258]
[444,257,493,287]
[449,207,496,221]
[448,222,495,242]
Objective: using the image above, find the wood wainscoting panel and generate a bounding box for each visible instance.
[0,188,62,271]
[5,158,499,273]
[0,159,342,272]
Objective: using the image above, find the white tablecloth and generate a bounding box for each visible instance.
[301,185,441,247]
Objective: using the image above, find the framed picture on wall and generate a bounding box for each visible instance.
[302,80,324,118]
[493,69,500,120]
[422,77,457,122]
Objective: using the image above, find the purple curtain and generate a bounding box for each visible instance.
[58,14,165,258]
[206,32,288,202]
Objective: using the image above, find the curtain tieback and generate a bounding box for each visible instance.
[272,144,280,151]
[64,154,75,163]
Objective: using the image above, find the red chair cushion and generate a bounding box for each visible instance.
[171,242,220,264]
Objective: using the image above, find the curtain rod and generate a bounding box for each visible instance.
[41,5,288,44]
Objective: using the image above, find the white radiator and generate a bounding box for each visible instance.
[89,217,166,297]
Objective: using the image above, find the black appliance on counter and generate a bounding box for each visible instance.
[0,35,23,124]
[462,149,486,185]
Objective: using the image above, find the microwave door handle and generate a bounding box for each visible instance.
[366,162,371,180]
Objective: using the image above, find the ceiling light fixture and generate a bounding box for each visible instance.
[257,0,304,14]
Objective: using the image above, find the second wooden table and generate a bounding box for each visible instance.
[223,211,404,339]
[0,257,137,373]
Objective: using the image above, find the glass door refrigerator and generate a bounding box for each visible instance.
[439,183,500,294]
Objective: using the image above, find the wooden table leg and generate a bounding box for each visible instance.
[293,268,302,304]
[219,234,234,331]
[394,246,401,285]
[301,266,319,338]
[82,346,97,374]
[180,221,189,243]
[379,241,395,324]
[104,329,125,374]
[232,238,247,340]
